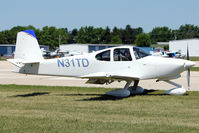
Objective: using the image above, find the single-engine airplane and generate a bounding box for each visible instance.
[8,30,195,97]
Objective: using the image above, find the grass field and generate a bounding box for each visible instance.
[189,57,199,61]
[0,57,6,61]
[0,84,199,133]
[190,67,199,71]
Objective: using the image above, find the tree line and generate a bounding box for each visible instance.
[0,24,198,49]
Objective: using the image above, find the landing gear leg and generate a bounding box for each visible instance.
[164,80,186,95]
[128,80,144,95]
[124,80,132,90]
[133,80,139,89]
[106,80,132,98]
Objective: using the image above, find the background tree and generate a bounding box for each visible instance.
[150,26,174,44]
[76,26,106,44]
[0,31,8,44]
[176,24,199,39]
[0,25,38,44]
[111,27,122,44]
[121,25,143,44]
[135,33,151,47]
[39,26,68,49]
[76,26,92,44]
[101,26,111,44]
[1,24,199,50]
[68,28,78,44]
[110,35,122,44]
[92,27,105,44]
[163,45,169,50]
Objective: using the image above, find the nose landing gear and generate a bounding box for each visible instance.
[164,80,186,95]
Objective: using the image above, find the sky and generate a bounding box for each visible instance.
[0,0,199,32]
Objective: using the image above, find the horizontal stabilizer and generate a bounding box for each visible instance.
[21,60,41,64]
[7,59,23,68]
[7,59,41,68]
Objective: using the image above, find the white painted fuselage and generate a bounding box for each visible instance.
[19,46,192,82]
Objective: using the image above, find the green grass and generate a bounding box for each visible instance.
[0,57,7,61]
[0,84,199,133]
[0,56,13,61]
[190,67,199,71]
[188,57,199,61]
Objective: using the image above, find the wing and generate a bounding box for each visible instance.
[80,72,140,84]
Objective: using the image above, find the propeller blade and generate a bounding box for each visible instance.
[187,43,190,90]
[187,44,189,60]
[187,68,190,90]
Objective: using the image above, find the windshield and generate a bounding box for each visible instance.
[133,47,150,59]
[95,50,110,61]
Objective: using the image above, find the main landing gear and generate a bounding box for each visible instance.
[105,80,187,97]
[106,80,144,98]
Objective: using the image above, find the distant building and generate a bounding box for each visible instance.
[59,44,155,56]
[59,44,126,54]
[169,39,199,57]
[157,42,169,45]
[0,44,15,56]
[0,44,49,56]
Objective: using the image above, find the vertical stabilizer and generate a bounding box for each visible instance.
[14,30,44,61]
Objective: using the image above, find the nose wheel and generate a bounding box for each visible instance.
[164,80,186,95]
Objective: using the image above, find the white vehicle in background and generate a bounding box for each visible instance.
[8,30,195,98]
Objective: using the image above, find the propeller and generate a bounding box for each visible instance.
[187,44,190,90]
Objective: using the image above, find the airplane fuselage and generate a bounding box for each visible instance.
[17,48,187,81]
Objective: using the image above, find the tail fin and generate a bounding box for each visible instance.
[14,30,43,61]
[7,30,43,73]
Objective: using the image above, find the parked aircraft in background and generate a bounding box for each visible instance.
[151,50,185,58]
[8,30,195,97]
[41,48,81,58]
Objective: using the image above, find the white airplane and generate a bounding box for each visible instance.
[8,30,195,98]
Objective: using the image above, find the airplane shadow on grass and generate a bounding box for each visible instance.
[61,89,167,101]
[57,93,122,101]
[9,92,50,98]
[79,89,166,101]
